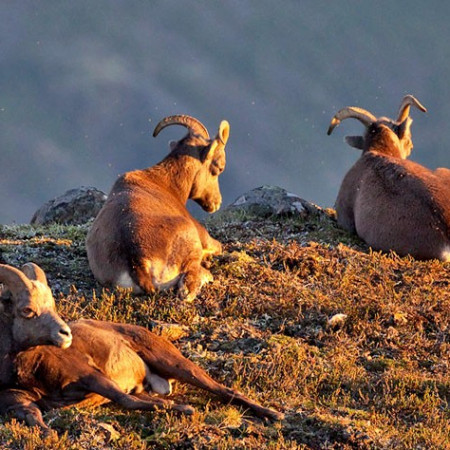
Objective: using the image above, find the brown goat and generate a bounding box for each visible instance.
[328,95,450,261]
[86,115,229,301]
[0,264,283,434]
[0,263,72,402]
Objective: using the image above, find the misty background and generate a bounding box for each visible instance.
[1,1,449,224]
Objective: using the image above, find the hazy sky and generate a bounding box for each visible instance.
[1,1,449,223]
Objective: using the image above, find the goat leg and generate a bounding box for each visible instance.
[0,388,53,435]
[119,326,284,421]
[178,264,213,302]
[127,263,155,294]
[192,218,222,256]
[79,372,194,414]
[149,353,284,421]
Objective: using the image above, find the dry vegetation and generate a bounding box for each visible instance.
[0,208,449,449]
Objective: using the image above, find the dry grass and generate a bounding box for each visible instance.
[0,210,448,449]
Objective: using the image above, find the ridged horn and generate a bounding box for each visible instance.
[327,107,377,135]
[153,115,210,140]
[397,95,427,123]
[0,264,32,298]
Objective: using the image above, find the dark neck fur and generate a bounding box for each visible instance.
[365,126,403,158]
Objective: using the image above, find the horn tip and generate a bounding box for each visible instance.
[152,125,162,138]
[327,118,340,135]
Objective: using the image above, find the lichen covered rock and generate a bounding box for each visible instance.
[210,185,326,224]
[31,187,107,226]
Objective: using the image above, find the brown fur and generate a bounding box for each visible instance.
[0,263,72,428]
[1,318,283,434]
[86,116,229,300]
[330,101,450,261]
[0,263,72,358]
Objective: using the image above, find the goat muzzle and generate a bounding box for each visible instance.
[201,201,221,213]
[54,325,73,349]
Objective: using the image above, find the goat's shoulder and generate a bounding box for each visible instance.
[362,152,429,182]
[365,152,448,187]
[362,153,450,211]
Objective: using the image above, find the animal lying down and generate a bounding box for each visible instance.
[0,263,283,434]
[328,95,450,261]
[86,114,229,301]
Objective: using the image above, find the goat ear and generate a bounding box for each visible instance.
[203,120,230,162]
[168,140,177,152]
[21,263,48,286]
[216,120,230,146]
[344,135,364,150]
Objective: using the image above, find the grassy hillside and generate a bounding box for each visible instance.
[0,209,449,449]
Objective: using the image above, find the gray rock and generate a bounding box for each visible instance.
[223,185,323,219]
[31,186,107,225]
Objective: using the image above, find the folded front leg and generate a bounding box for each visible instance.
[0,388,49,433]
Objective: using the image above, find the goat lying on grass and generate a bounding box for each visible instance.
[328,95,450,261]
[87,115,229,301]
[0,263,283,435]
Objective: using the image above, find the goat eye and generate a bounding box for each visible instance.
[21,307,36,319]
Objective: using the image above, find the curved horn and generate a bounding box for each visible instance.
[397,95,427,123]
[327,107,377,135]
[153,115,210,140]
[0,264,32,298]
